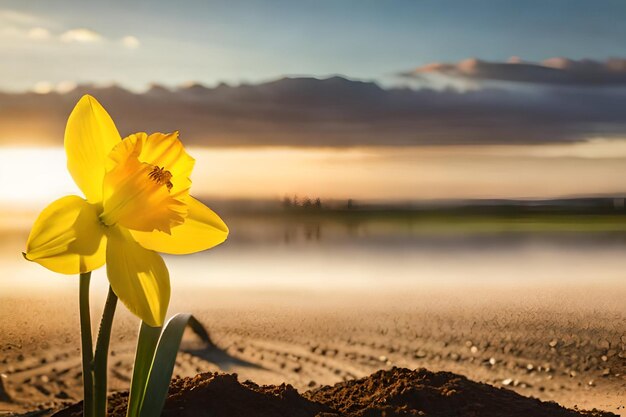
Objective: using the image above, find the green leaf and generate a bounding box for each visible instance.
[138,313,194,417]
[126,322,161,417]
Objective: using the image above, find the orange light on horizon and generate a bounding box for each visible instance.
[3,140,626,210]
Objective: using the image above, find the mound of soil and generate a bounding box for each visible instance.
[52,367,616,417]
[307,368,615,417]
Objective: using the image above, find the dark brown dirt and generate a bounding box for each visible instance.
[50,374,330,417]
[50,367,617,417]
[306,368,617,417]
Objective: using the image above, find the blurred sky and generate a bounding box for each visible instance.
[2,1,626,203]
[2,0,626,91]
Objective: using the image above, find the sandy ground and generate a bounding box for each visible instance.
[0,286,624,416]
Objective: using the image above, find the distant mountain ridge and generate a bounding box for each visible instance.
[1,76,626,147]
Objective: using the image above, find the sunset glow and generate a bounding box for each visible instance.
[4,139,626,208]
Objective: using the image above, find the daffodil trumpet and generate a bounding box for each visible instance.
[24,95,228,417]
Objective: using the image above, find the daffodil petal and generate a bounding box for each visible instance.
[25,195,107,274]
[131,197,228,255]
[65,95,121,203]
[106,226,170,327]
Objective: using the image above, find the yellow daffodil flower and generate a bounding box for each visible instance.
[24,95,228,327]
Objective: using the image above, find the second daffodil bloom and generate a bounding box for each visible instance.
[24,95,228,327]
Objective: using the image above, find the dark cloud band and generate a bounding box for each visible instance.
[1,74,626,147]
[402,57,626,86]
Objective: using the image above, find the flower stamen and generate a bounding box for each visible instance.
[148,166,173,191]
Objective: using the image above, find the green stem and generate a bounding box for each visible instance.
[126,322,162,417]
[79,272,94,417]
[94,286,118,417]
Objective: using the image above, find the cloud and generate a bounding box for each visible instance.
[0,9,51,40]
[403,57,626,86]
[60,28,103,43]
[0,12,136,49]
[31,80,77,94]
[2,76,626,147]
[121,35,140,49]
[31,81,53,94]
[27,27,51,40]
[0,9,42,25]
[56,81,77,94]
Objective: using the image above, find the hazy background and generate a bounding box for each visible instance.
[1,0,626,295]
